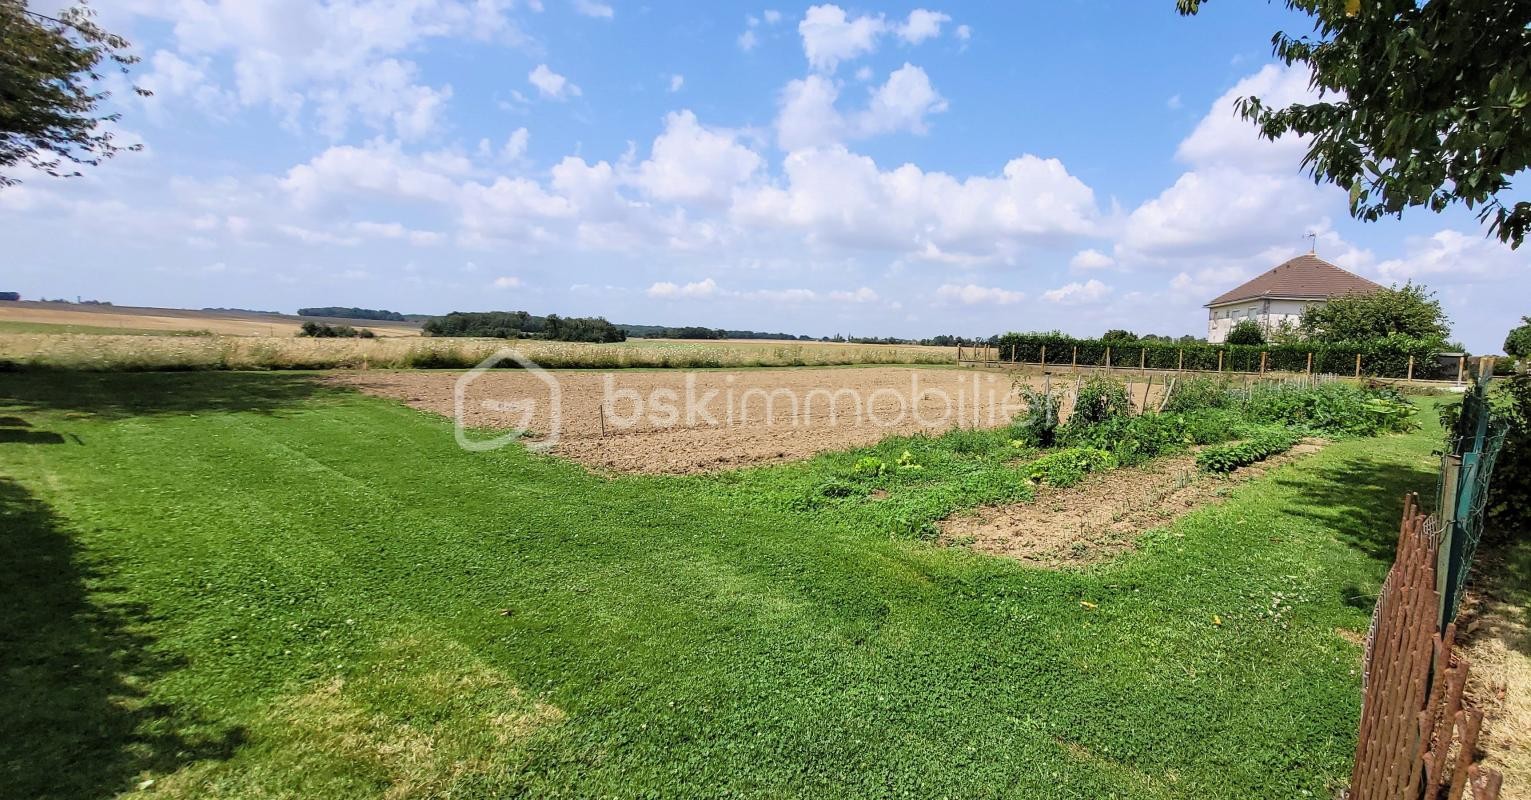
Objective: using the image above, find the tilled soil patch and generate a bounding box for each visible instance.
[939,439,1326,568]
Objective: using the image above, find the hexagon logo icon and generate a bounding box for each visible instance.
[453,348,562,452]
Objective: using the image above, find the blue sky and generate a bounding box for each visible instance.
[4,1,1527,351]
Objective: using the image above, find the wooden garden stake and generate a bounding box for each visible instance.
[1040,345,1047,367]
[1072,346,1078,368]
[1139,348,1146,374]
[1260,351,1267,374]
[1355,352,1362,378]
[1105,346,1112,370]
[1306,352,1313,374]
[1407,355,1415,381]
[1457,355,1465,384]
[1217,350,1223,372]
[1177,349,1183,372]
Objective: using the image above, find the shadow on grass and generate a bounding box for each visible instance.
[0,372,333,419]
[1272,456,1438,564]
[0,477,245,798]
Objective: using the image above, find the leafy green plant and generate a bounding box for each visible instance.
[1196,429,1300,474]
[1012,383,1062,447]
[1066,376,1133,432]
[1162,376,1234,414]
[851,456,887,477]
[1025,447,1117,487]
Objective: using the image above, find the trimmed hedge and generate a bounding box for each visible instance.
[991,332,1450,380]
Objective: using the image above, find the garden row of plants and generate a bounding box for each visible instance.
[748,375,1419,540]
[986,331,1453,380]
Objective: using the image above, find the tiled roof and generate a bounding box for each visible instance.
[1206,254,1383,307]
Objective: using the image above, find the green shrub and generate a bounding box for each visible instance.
[851,456,887,477]
[1025,447,1117,487]
[1239,382,1416,437]
[1013,384,1062,446]
[1196,429,1300,473]
[1060,412,1189,466]
[1162,376,1234,414]
[1180,408,1245,445]
[1068,376,1133,427]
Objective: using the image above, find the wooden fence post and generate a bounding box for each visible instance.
[1040,345,1047,367]
[1259,351,1267,374]
[1407,355,1415,381]
[1139,348,1146,374]
[1072,346,1078,368]
[1355,352,1362,378]
[1457,355,1466,385]
[1306,352,1313,374]
[1177,349,1183,372]
[1217,350,1223,372]
[957,344,963,363]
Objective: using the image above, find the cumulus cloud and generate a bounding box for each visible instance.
[937,283,1024,305]
[799,4,886,71]
[856,64,947,136]
[896,10,950,44]
[1373,229,1528,284]
[737,29,759,51]
[634,111,763,206]
[528,64,581,100]
[668,74,685,92]
[775,65,947,150]
[829,286,879,303]
[647,278,719,298]
[734,146,1098,260]
[1042,278,1110,305]
[501,127,530,160]
[492,275,522,288]
[1069,248,1115,270]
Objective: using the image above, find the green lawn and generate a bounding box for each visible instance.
[0,373,1441,799]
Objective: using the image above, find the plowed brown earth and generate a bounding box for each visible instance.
[939,439,1326,567]
[334,367,1166,474]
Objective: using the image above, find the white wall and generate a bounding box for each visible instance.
[1206,298,1319,343]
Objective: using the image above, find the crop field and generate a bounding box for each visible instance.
[0,366,1442,799]
[0,301,425,337]
[0,332,958,372]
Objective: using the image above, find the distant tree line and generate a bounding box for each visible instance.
[0,292,18,302]
[298,306,407,321]
[423,311,626,343]
[299,321,376,338]
[203,307,281,315]
[620,323,805,340]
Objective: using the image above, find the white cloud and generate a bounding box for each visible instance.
[857,63,947,136]
[1176,64,1315,172]
[668,74,685,92]
[829,286,879,303]
[1042,278,1111,305]
[1373,229,1529,284]
[896,10,950,44]
[493,275,523,288]
[763,9,783,24]
[954,24,971,41]
[738,29,759,51]
[799,4,886,71]
[1167,94,1182,110]
[775,74,844,150]
[647,278,719,298]
[502,127,530,160]
[1069,248,1115,270]
[634,111,763,206]
[734,147,1098,261]
[573,0,613,18]
[937,283,1024,305]
[528,64,581,100]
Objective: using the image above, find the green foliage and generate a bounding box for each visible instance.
[1024,447,1117,487]
[423,311,626,343]
[1225,320,1266,346]
[297,321,375,339]
[1238,382,1416,437]
[1504,316,1531,360]
[0,1,147,186]
[1179,0,1531,248]
[1298,283,1451,345]
[994,331,1447,379]
[1486,374,1531,537]
[1101,329,1139,344]
[1163,376,1234,414]
[1013,383,1062,447]
[1182,408,1246,445]
[1196,428,1301,474]
[297,307,407,322]
[1068,376,1133,427]
[1059,412,1189,466]
[851,456,887,477]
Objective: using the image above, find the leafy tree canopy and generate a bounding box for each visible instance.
[1101,329,1140,344]
[1226,319,1267,346]
[1,1,147,186]
[1505,316,1531,359]
[1298,282,1451,345]
[1179,0,1531,247]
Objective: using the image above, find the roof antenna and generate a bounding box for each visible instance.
[1304,232,1317,254]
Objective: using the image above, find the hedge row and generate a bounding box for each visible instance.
[978,333,1455,380]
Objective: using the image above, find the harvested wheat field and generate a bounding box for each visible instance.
[0,301,423,337]
[335,367,1166,474]
[939,439,1326,567]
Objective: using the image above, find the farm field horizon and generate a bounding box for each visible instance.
[0,369,1443,798]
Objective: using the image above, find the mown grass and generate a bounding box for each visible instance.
[0,373,1442,798]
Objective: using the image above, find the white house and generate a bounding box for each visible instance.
[1205,254,1382,343]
